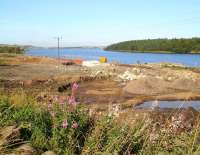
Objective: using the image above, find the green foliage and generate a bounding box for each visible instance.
[0,96,93,154]
[49,104,93,155]
[0,59,8,66]
[83,116,145,154]
[105,38,200,53]
[0,97,52,153]
[0,95,200,154]
[0,46,25,54]
[140,128,200,155]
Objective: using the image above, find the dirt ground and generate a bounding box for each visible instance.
[0,54,200,112]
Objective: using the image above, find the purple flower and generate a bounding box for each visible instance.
[68,95,76,105]
[72,122,78,129]
[62,120,68,128]
[72,83,79,90]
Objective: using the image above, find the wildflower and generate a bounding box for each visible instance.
[62,120,68,129]
[72,82,79,90]
[71,82,79,96]
[68,95,76,105]
[72,122,78,129]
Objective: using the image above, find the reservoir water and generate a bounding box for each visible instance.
[26,48,200,67]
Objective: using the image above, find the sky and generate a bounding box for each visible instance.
[0,0,200,47]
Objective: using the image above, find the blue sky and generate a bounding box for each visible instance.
[1,0,200,47]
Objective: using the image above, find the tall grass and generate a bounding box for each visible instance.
[0,94,200,154]
[0,94,93,154]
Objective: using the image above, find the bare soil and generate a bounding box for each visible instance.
[0,54,200,112]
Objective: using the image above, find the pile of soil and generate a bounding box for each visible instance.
[123,77,200,95]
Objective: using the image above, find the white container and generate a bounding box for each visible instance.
[82,60,100,67]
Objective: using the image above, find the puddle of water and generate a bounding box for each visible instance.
[134,100,200,110]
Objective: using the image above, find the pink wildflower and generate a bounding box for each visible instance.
[68,95,76,105]
[72,122,78,129]
[62,120,68,129]
[72,83,79,90]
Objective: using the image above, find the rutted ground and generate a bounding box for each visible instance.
[0,54,200,111]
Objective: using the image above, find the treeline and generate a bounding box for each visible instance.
[105,38,200,53]
[0,45,25,54]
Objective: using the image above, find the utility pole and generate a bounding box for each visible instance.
[54,37,62,63]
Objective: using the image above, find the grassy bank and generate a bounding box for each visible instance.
[0,92,200,155]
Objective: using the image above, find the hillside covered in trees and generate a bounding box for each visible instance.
[105,38,200,53]
[0,45,25,54]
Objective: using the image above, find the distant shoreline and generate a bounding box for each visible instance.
[105,38,200,54]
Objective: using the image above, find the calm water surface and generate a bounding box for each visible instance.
[26,48,200,67]
[135,101,200,110]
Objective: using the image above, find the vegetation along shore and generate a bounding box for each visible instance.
[0,45,25,54]
[105,38,200,54]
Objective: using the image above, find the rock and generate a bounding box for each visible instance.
[118,71,136,81]
[118,70,146,81]
[167,76,173,81]
[13,144,36,155]
[0,126,35,155]
[42,151,55,155]
[0,126,21,148]
[132,68,141,74]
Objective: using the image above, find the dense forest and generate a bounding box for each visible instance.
[0,45,25,54]
[105,38,200,53]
